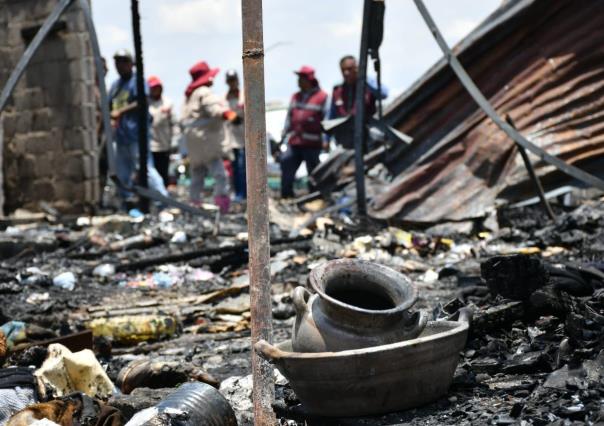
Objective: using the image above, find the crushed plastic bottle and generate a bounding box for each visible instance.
[87,315,177,345]
[52,272,76,291]
[92,263,116,278]
[170,231,187,244]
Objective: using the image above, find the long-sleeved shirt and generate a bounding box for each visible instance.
[149,96,179,153]
[223,89,245,151]
[181,85,229,167]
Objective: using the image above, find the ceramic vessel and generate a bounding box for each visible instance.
[292,259,427,352]
[256,309,471,417]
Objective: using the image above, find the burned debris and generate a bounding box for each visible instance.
[1,0,604,424]
[0,198,602,424]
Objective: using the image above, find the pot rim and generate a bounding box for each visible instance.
[256,319,468,360]
[308,259,418,315]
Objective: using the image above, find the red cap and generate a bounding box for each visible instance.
[294,65,316,81]
[147,75,162,88]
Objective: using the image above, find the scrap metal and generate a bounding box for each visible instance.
[371,0,604,222]
[413,0,604,190]
[506,115,555,220]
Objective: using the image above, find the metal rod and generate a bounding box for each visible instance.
[353,0,372,216]
[412,0,604,192]
[240,0,275,424]
[79,0,116,178]
[375,55,383,122]
[133,185,211,216]
[0,0,74,113]
[131,0,149,213]
[506,116,556,220]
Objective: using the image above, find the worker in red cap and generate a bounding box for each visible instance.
[180,61,239,213]
[280,65,328,198]
[148,75,178,187]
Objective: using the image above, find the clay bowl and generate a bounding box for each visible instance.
[256,312,470,418]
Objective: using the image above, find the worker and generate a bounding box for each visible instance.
[280,66,328,199]
[223,69,246,202]
[148,75,178,187]
[181,60,238,213]
[328,55,378,149]
[108,49,168,207]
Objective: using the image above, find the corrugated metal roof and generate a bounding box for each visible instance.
[370,0,604,222]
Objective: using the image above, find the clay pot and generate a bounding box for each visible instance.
[256,310,471,417]
[292,259,428,352]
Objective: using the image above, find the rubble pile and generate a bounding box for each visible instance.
[0,198,602,424]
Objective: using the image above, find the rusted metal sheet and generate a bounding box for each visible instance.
[241,0,276,424]
[371,0,604,222]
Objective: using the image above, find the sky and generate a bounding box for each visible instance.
[92,0,501,116]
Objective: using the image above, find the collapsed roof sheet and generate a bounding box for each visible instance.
[370,0,604,222]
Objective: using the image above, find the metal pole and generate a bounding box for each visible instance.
[79,0,116,178]
[506,116,556,220]
[0,0,74,113]
[131,0,149,213]
[413,0,604,192]
[241,0,275,424]
[353,0,372,216]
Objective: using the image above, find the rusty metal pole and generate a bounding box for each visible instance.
[353,0,372,216]
[241,0,275,424]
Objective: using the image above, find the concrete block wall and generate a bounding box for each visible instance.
[0,0,99,214]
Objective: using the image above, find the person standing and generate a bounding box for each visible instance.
[147,75,177,187]
[108,49,168,205]
[329,55,378,149]
[223,70,246,202]
[280,66,328,199]
[181,61,238,213]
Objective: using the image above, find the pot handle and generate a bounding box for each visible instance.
[403,310,429,338]
[292,286,311,316]
[254,339,286,363]
[457,307,473,324]
[447,307,474,323]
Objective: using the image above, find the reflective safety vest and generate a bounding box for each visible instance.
[287,88,328,148]
[331,83,376,119]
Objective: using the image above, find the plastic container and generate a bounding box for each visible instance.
[87,315,177,344]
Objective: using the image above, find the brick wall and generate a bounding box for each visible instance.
[0,0,99,214]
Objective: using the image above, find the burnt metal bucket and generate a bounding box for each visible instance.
[256,310,471,417]
[126,382,237,426]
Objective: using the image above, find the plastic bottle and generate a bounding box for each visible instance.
[87,315,177,345]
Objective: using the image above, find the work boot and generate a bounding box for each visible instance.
[214,195,230,214]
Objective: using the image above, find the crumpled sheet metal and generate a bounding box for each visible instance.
[371,0,604,222]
